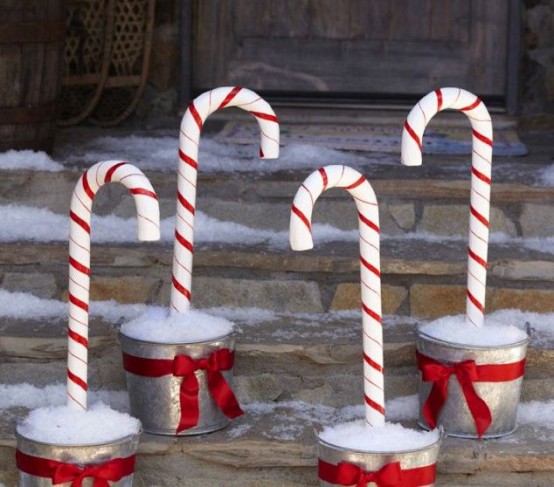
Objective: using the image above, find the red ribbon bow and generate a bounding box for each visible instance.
[416,351,526,437]
[16,450,135,486]
[123,348,243,433]
[318,459,436,486]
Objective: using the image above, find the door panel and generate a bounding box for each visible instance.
[193,0,510,99]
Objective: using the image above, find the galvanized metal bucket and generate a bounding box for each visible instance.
[119,331,236,436]
[318,430,442,487]
[415,326,528,438]
[16,429,140,486]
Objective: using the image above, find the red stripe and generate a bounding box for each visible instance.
[468,247,488,268]
[467,289,484,312]
[105,162,127,182]
[82,172,94,199]
[67,369,88,391]
[188,102,204,130]
[358,212,380,233]
[69,211,91,234]
[69,256,90,275]
[362,302,382,323]
[471,166,492,185]
[68,328,88,347]
[360,256,381,277]
[470,205,490,228]
[175,230,194,253]
[250,111,279,123]
[179,149,198,169]
[472,129,493,147]
[69,293,89,312]
[318,167,328,188]
[460,97,481,112]
[435,88,443,111]
[404,120,422,151]
[344,175,366,190]
[364,395,385,415]
[363,352,383,372]
[130,187,158,200]
[177,191,195,214]
[292,205,311,231]
[219,86,242,109]
[172,274,191,300]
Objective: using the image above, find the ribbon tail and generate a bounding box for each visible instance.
[207,371,244,419]
[422,380,448,429]
[177,373,201,432]
[92,479,111,487]
[459,375,492,437]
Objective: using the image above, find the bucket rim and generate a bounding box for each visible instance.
[415,325,529,351]
[119,329,234,346]
[15,427,142,448]
[317,426,444,455]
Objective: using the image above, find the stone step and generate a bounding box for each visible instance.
[1,311,552,404]
[0,402,552,486]
[1,241,553,317]
[1,169,553,238]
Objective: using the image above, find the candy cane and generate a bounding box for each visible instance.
[171,87,280,313]
[401,88,493,328]
[67,161,160,410]
[290,165,384,428]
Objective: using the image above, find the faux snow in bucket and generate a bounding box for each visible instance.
[290,165,442,486]
[402,88,528,438]
[120,87,279,435]
[16,161,160,485]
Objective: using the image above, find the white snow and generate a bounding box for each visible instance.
[0,383,129,412]
[517,400,554,428]
[0,289,66,319]
[1,204,553,258]
[17,402,140,445]
[0,289,147,322]
[419,314,528,347]
[319,421,440,452]
[1,289,552,348]
[59,135,362,173]
[203,307,277,324]
[385,394,419,421]
[0,204,360,247]
[537,164,554,186]
[0,150,63,172]
[120,307,234,343]
[521,237,554,255]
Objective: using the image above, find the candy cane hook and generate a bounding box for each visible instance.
[290,165,384,428]
[171,87,280,313]
[401,88,493,328]
[67,161,160,410]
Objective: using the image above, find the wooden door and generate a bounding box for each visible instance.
[191,0,518,108]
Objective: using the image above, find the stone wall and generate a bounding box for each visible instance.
[136,1,554,124]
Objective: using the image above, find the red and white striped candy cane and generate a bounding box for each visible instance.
[171,86,280,313]
[401,88,493,328]
[67,161,160,410]
[290,165,384,428]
